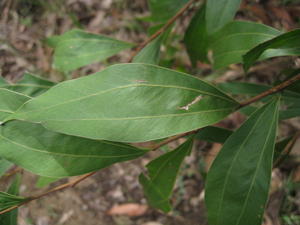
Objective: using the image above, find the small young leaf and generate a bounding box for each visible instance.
[243,29,300,71]
[0,120,147,178]
[0,89,31,122]
[148,0,189,22]
[139,137,193,212]
[205,0,242,34]
[195,126,233,143]
[184,4,209,64]
[0,73,56,97]
[133,35,162,64]
[8,63,239,143]
[210,21,281,69]
[205,98,279,225]
[47,29,134,71]
[0,175,21,225]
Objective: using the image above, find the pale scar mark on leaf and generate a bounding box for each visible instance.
[179,95,203,111]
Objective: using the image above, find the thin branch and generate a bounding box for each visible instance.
[239,73,300,108]
[0,171,97,215]
[129,0,198,62]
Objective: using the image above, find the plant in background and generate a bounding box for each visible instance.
[0,0,300,224]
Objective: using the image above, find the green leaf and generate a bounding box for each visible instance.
[0,73,55,97]
[0,89,31,122]
[0,175,21,225]
[8,63,239,143]
[47,29,134,71]
[0,120,147,178]
[148,0,189,22]
[0,190,27,212]
[217,82,270,96]
[243,29,300,71]
[36,176,60,188]
[205,0,242,34]
[195,126,233,143]
[184,4,209,64]
[205,98,279,225]
[0,159,12,177]
[211,21,281,69]
[139,137,193,212]
[133,35,162,64]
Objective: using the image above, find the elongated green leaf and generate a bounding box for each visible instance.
[0,159,12,177]
[206,0,242,34]
[133,35,162,64]
[0,73,55,97]
[148,0,188,22]
[211,21,281,69]
[0,89,31,122]
[195,126,233,143]
[0,120,147,178]
[184,4,209,64]
[139,137,193,212]
[243,29,300,71]
[47,29,134,71]
[8,63,238,142]
[205,98,279,225]
[0,191,27,212]
[0,175,21,225]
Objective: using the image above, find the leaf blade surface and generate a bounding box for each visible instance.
[47,29,134,71]
[139,137,193,212]
[205,98,279,225]
[9,63,238,142]
[0,120,147,178]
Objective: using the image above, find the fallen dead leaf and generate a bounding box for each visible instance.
[107,203,148,217]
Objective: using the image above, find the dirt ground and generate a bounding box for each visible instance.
[0,0,300,225]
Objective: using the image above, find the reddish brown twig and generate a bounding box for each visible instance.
[239,73,300,108]
[129,0,198,62]
[0,171,97,215]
